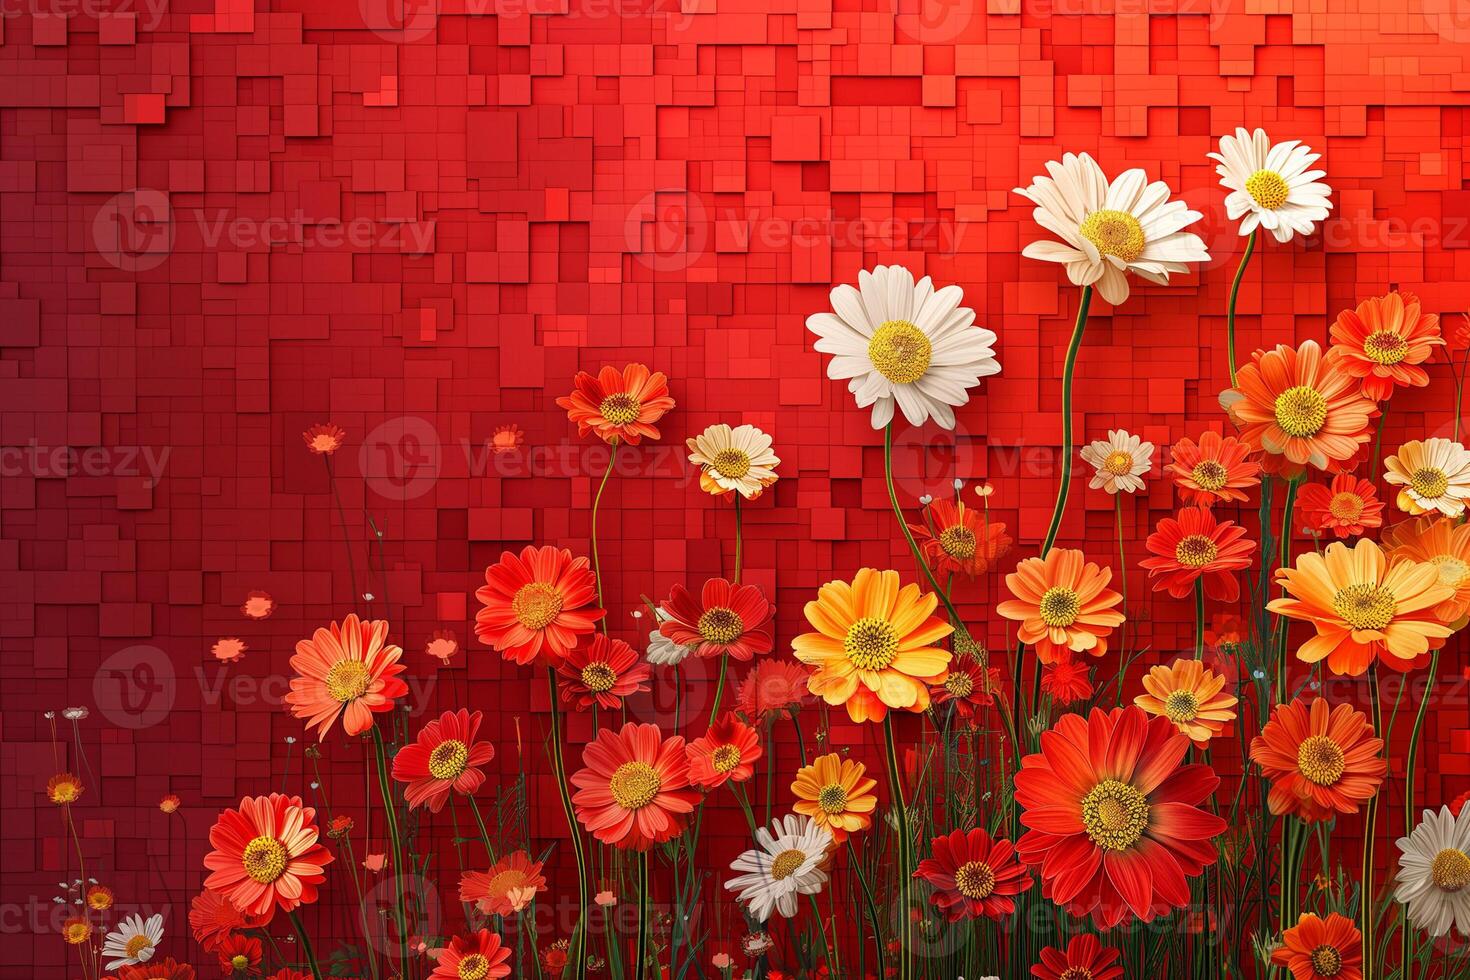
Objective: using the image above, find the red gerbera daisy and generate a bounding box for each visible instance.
[202,793,333,919]
[737,659,811,722]
[909,499,1013,577]
[913,828,1033,921]
[1039,660,1093,706]
[459,851,549,917]
[571,722,700,849]
[217,933,263,976]
[474,545,605,666]
[285,614,409,741]
[932,660,1000,718]
[555,363,675,445]
[1329,290,1443,401]
[301,423,346,456]
[1139,505,1255,602]
[1296,474,1384,539]
[1271,912,1363,980]
[1031,934,1123,980]
[427,930,511,980]
[685,714,763,788]
[1167,430,1261,507]
[1014,706,1225,928]
[391,709,495,813]
[189,889,269,952]
[659,578,774,662]
[1248,697,1386,823]
[556,633,652,711]
[118,959,197,980]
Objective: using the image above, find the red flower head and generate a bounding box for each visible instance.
[189,889,269,952]
[427,930,511,980]
[1167,430,1261,507]
[913,828,1033,921]
[1140,506,1255,602]
[737,659,811,722]
[932,660,1000,718]
[1015,706,1225,928]
[302,423,346,456]
[1031,934,1123,980]
[909,499,1013,577]
[217,933,263,976]
[1039,660,1093,706]
[556,363,675,445]
[474,546,605,666]
[556,633,653,711]
[202,793,333,919]
[1329,290,1443,401]
[1271,912,1363,980]
[1296,474,1384,539]
[459,851,548,917]
[685,714,763,789]
[571,722,700,849]
[392,709,495,813]
[118,959,197,980]
[285,615,408,741]
[659,578,775,662]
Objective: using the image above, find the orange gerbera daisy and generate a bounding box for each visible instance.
[658,578,775,662]
[1249,697,1386,822]
[909,499,1012,577]
[1384,516,1470,626]
[1271,913,1363,980]
[997,549,1125,665]
[685,714,763,788]
[118,958,197,980]
[555,363,674,445]
[391,709,495,813]
[202,793,333,918]
[1296,474,1384,539]
[1134,658,1237,748]
[1329,290,1442,401]
[791,568,953,723]
[791,752,878,843]
[428,930,512,980]
[1219,339,1378,477]
[47,772,84,805]
[474,545,605,666]
[1267,538,1455,675]
[556,633,652,711]
[570,723,699,849]
[285,614,408,740]
[301,423,346,455]
[459,851,548,917]
[1139,506,1255,602]
[1166,430,1260,507]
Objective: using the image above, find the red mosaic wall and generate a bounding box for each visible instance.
[5,0,1470,973]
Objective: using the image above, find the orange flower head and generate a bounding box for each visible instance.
[240,590,275,620]
[555,363,674,445]
[914,828,1033,922]
[1271,912,1363,980]
[556,633,653,711]
[909,499,1012,578]
[459,851,548,917]
[202,793,333,918]
[1250,697,1387,822]
[491,423,524,455]
[1039,660,1092,706]
[791,752,878,844]
[118,959,197,980]
[1140,505,1255,602]
[285,614,409,740]
[47,772,84,805]
[159,794,182,814]
[686,714,763,789]
[1329,290,1442,401]
[212,637,247,663]
[570,722,699,850]
[1219,339,1378,478]
[658,578,775,662]
[62,916,92,944]
[474,546,605,666]
[1031,934,1123,980]
[428,930,512,980]
[86,884,115,910]
[392,709,495,813]
[792,568,953,723]
[1268,538,1455,675]
[302,423,346,456]
[1383,515,1470,627]
[1134,658,1238,748]
[1297,474,1384,539]
[1167,430,1261,507]
[425,628,459,665]
[997,549,1125,666]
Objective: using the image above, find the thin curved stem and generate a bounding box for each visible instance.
[545,668,590,980]
[590,441,619,633]
[880,425,969,636]
[1403,649,1440,971]
[288,910,326,980]
[732,493,743,584]
[883,715,914,980]
[846,839,886,967]
[368,725,409,972]
[1273,476,1300,703]
[1363,666,1383,980]
[707,653,729,727]
[1041,285,1093,555]
[325,456,361,607]
[634,849,650,979]
[467,794,498,863]
[1225,229,1257,387]
[1193,578,1205,661]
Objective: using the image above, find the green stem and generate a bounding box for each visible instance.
[634,849,650,979]
[590,440,619,633]
[1363,667,1383,980]
[545,667,590,980]
[846,839,886,967]
[324,456,361,607]
[708,653,729,727]
[1273,477,1300,703]
[1403,649,1440,972]
[1225,229,1257,387]
[1193,578,1205,660]
[883,715,914,980]
[732,493,743,584]
[368,725,409,973]
[1041,285,1093,555]
[288,910,326,980]
[467,794,498,863]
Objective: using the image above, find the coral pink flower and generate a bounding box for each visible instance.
[392,709,495,813]
[571,723,699,849]
[1296,474,1384,539]
[1167,430,1260,507]
[202,793,333,919]
[685,714,763,788]
[1329,290,1442,401]
[555,363,675,445]
[556,633,652,711]
[737,660,811,721]
[475,546,604,666]
[659,578,775,662]
[1139,505,1255,601]
[460,851,548,917]
[285,615,408,741]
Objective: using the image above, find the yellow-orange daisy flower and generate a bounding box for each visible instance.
[791,752,878,843]
[996,548,1125,665]
[47,772,84,805]
[285,614,410,740]
[1328,290,1442,401]
[555,363,674,446]
[1166,430,1260,507]
[1134,658,1238,747]
[1250,697,1386,822]
[1383,516,1470,627]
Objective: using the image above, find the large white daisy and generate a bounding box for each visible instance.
[1208,127,1332,243]
[102,912,164,969]
[724,814,832,921]
[1013,152,1210,307]
[1395,804,1470,937]
[805,265,999,430]
[1384,438,1470,519]
[1079,429,1154,494]
[686,423,780,499]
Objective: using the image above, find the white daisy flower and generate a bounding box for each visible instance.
[1384,438,1470,518]
[725,814,832,921]
[1395,805,1470,937]
[645,607,695,667]
[1079,429,1154,494]
[1208,127,1332,243]
[1013,152,1210,307]
[687,423,780,500]
[102,912,164,969]
[805,265,999,430]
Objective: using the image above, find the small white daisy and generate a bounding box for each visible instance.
[1208,127,1332,243]
[1014,152,1210,307]
[102,912,164,969]
[725,814,832,921]
[805,265,999,430]
[1395,805,1470,937]
[1384,438,1470,518]
[1079,429,1154,494]
[645,608,695,667]
[686,423,781,500]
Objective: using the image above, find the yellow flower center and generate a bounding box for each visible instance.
[711,744,742,773]
[1058,970,1095,980]
[598,392,641,426]
[1332,583,1397,631]
[580,662,618,694]
[1362,330,1409,365]
[939,525,977,560]
[817,783,849,814]
[1244,169,1290,210]
[1308,944,1343,977]
[1411,466,1450,500]
[609,761,662,810]
[1296,735,1346,786]
[1163,689,1200,723]
[63,920,91,944]
[1329,492,1364,521]
[842,616,899,671]
[1174,534,1218,568]
[769,848,807,881]
[483,869,528,897]
[1431,554,1470,588]
[1079,208,1146,262]
[1102,449,1134,476]
[697,606,745,645]
[1191,459,1228,491]
[1080,779,1149,851]
[325,659,371,702]
[953,860,996,900]
[944,672,975,698]
[242,835,289,884]
[1038,587,1080,628]
[512,581,564,630]
[867,320,933,385]
[50,781,81,804]
[428,739,470,780]
[458,952,490,980]
[126,935,156,960]
[1274,385,1329,438]
[1431,848,1470,892]
[711,448,752,479]
[230,954,251,972]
